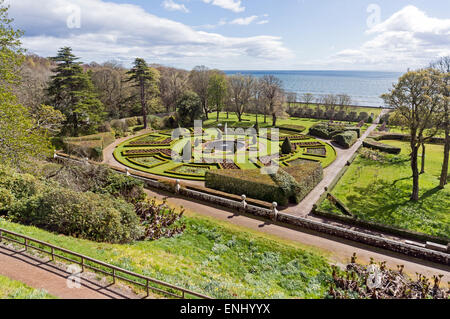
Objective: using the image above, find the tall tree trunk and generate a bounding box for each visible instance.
[439,116,449,188]
[410,145,420,201]
[272,113,277,127]
[203,101,209,120]
[420,143,426,174]
[264,112,267,123]
[256,113,258,125]
[217,108,219,121]
[140,78,148,129]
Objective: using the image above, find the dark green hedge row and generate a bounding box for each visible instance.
[333,131,358,149]
[309,123,345,139]
[205,162,323,206]
[363,138,401,154]
[374,133,445,145]
[276,124,306,133]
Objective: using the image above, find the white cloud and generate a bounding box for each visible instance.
[7,0,291,69]
[330,5,450,70]
[202,0,245,13]
[162,0,189,13]
[229,15,258,25]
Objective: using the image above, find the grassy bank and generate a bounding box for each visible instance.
[0,209,332,299]
[0,275,56,299]
[320,141,450,239]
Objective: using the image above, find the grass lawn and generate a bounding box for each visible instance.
[0,208,332,299]
[320,140,450,239]
[0,275,56,299]
[288,103,384,117]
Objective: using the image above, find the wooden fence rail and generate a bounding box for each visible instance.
[0,228,211,299]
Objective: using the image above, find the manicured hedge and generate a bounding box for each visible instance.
[276,124,306,133]
[309,123,345,139]
[282,162,323,203]
[333,131,358,149]
[363,138,401,154]
[344,127,361,138]
[63,132,115,161]
[205,162,323,206]
[205,169,287,205]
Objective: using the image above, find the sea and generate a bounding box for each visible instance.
[223,70,402,107]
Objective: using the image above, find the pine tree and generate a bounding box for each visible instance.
[281,137,293,154]
[47,47,104,135]
[127,58,160,129]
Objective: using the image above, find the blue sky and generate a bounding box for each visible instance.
[7,0,450,71]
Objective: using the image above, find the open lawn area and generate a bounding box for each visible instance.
[320,140,450,239]
[0,209,332,299]
[0,275,56,299]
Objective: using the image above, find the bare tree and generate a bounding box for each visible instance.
[189,65,211,119]
[302,93,315,107]
[382,69,444,201]
[286,92,297,115]
[260,75,284,126]
[430,56,450,188]
[337,94,352,112]
[322,94,338,120]
[159,67,189,112]
[228,74,254,122]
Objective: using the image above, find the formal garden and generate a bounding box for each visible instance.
[113,115,337,182]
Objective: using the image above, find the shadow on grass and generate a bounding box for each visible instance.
[339,179,449,238]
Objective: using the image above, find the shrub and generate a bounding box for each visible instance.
[205,169,288,205]
[124,116,139,127]
[282,162,323,203]
[163,115,178,129]
[367,116,373,124]
[357,112,369,122]
[344,127,361,138]
[111,119,129,132]
[333,131,358,149]
[277,124,306,133]
[148,115,163,130]
[309,123,346,139]
[9,186,143,243]
[363,138,401,154]
[281,137,293,154]
[205,162,323,205]
[62,132,115,161]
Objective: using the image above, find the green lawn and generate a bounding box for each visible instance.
[0,275,56,299]
[287,103,384,118]
[320,140,450,239]
[0,209,332,299]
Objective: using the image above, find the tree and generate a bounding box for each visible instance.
[228,74,254,122]
[91,62,135,119]
[302,93,315,108]
[0,2,51,167]
[337,94,352,112]
[176,91,203,127]
[382,69,444,201]
[260,75,284,126]
[281,137,293,154]
[430,56,450,188]
[189,66,211,119]
[286,92,297,115]
[47,47,104,135]
[159,66,189,112]
[322,94,338,120]
[127,58,160,129]
[208,71,228,121]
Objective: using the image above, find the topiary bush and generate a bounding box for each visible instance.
[333,131,358,149]
[281,137,293,154]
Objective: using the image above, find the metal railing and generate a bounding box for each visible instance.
[0,228,211,299]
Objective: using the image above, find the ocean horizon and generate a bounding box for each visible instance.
[223,70,402,107]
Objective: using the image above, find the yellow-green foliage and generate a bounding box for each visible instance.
[0,275,56,299]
